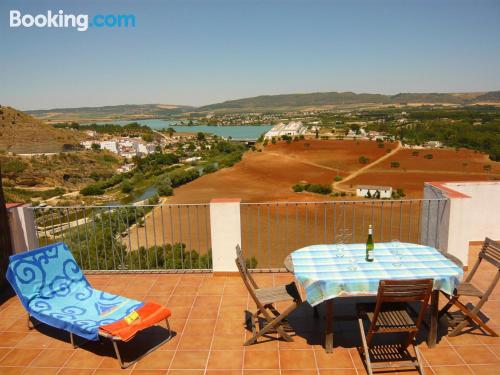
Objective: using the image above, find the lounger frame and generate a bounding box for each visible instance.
[27,313,172,369]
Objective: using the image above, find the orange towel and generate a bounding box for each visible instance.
[99,302,171,342]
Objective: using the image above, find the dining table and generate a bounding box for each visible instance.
[284,242,464,353]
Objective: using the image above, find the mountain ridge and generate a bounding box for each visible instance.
[24,90,500,120]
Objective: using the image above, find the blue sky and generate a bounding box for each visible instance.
[1,0,499,110]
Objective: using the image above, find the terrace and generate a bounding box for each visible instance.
[0,181,499,374]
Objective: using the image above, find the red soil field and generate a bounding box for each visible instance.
[340,147,499,197]
[170,139,397,204]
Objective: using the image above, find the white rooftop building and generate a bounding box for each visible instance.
[356,185,393,199]
[264,121,306,139]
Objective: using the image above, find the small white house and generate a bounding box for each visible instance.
[356,185,393,199]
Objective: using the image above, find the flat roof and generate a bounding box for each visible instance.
[356,185,392,190]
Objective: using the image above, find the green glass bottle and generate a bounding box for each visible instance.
[366,224,374,262]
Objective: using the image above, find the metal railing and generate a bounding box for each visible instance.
[31,204,212,272]
[240,199,448,270]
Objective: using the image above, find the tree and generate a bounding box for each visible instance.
[91,143,101,151]
[166,127,176,138]
[121,179,133,193]
[197,132,206,141]
[315,128,319,138]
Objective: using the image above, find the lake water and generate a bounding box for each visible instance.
[93,119,273,140]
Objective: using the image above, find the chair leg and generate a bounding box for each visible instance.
[357,317,373,375]
[259,305,293,342]
[438,294,457,319]
[244,304,297,346]
[414,344,425,375]
[448,299,498,337]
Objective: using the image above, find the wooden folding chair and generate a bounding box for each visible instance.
[439,237,500,337]
[235,245,302,345]
[356,279,433,375]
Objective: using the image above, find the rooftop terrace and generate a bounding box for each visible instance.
[0,244,498,375]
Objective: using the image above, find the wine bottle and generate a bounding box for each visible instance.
[366,224,374,262]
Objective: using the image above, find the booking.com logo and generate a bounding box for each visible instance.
[9,10,136,31]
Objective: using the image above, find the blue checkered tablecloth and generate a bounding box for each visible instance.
[290,242,464,306]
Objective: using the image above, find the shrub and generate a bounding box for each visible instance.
[158,184,173,196]
[121,179,133,193]
[390,161,400,168]
[2,158,27,176]
[80,185,105,196]
[334,176,343,182]
[412,150,420,156]
[307,184,332,195]
[483,164,492,171]
[203,164,218,174]
[292,183,331,195]
[292,183,304,192]
[359,156,369,164]
[424,154,433,159]
[271,137,276,144]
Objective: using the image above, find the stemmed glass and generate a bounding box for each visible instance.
[391,239,402,268]
[334,229,351,258]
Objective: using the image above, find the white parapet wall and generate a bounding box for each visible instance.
[423,181,500,267]
[209,198,242,274]
[7,203,39,253]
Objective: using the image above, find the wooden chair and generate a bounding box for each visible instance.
[439,237,500,337]
[235,245,302,345]
[356,279,433,375]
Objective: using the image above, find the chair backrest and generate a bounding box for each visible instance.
[479,237,500,269]
[371,278,433,334]
[235,245,260,302]
[6,242,89,311]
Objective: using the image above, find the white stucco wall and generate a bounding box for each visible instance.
[209,199,242,273]
[423,181,500,266]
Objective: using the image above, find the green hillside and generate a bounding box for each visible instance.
[199,91,500,111]
[27,104,193,121]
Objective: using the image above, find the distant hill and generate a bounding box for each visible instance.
[25,90,500,120]
[0,106,84,154]
[27,104,193,122]
[199,90,500,111]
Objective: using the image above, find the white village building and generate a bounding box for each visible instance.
[264,121,306,139]
[356,185,393,199]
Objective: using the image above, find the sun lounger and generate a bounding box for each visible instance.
[6,242,172,368]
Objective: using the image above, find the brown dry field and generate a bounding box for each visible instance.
[123,139,500,267]
[339,147,500,196]
[169,139,396,204]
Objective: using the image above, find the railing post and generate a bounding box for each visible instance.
[209,198,242,275]
[8,204,39,253]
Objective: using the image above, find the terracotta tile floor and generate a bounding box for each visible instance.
[0,245,498,374]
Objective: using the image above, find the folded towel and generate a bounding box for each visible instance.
[99,302,171,342]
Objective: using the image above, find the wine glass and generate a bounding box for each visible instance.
[348,254,358,271]
[391,239,402,267]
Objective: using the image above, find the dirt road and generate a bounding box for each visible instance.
[332,141,402,192]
